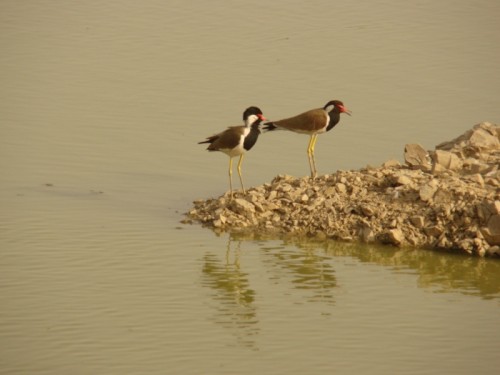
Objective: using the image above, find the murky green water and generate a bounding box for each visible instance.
[1,1,499,374]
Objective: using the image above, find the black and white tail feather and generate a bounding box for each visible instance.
[261,122,280,133]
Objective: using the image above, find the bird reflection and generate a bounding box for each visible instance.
[201,238,258,349]
[259,238,338,306]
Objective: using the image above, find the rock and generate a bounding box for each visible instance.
[431,150,462,171]
[481,214,500,245]
[424,225,443,238]
[436,122,500,152]
[477,200,500,224]
[268,190,277,201]
[419,180,438,202]
[404,143,431,170]
[410,215,425,228]
[431,163,448,175]
[360,225,375,242]
[485,174,499,187]
[336,183,347,194]
[215,213,227,224]
[380,228,405,246]
[309,197,325,209]
[466,173,485,187]
[230,198,255,216]
[396,174,413,186]
[383,159,401,168]
[433,188,453,204]
[467,160,492,174]
[361,205,376,217]
[486,246,500,257]
[469,125,500,149]
[324,185,337,197]
[435,233,451,248]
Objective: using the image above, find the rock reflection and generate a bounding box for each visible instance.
[201,238,258,349]
[224,232,500,300]
[286,237,500,300]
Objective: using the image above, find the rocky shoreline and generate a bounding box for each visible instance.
[185,122,500,257]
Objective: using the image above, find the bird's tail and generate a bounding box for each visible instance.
[198,134,218,145]
[261,122,279,133]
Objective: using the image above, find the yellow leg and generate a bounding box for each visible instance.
[307,134,318,179]
[310,134,319,179]
[307,135,314,177]
[228,157,234,198]
[237,154,246,194]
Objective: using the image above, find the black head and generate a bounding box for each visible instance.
[323,100,352,115]
[243,106,264,121]
[243,106,266,126]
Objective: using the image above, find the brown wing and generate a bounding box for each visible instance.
[202,126,245,151]
[271,108,328,134]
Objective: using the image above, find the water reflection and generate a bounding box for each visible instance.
[201,239,258,349]
[279,236,500,301]
[201,231,500,354]
[219,232,500,301]
[257,241,337,306]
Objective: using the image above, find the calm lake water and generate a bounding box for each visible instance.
[1,1,499,374]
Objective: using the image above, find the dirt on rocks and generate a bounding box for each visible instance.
[185,122,500,257]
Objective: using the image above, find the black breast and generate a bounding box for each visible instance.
[243,122,262,151]
[326,110,341,132]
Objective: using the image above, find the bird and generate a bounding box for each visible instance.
[198,106,266,198]
[262,100,351,179]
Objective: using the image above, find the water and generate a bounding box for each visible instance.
[1,1,499,374]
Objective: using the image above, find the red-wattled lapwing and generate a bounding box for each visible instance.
[263,100,351,179]
[198,106,266,198]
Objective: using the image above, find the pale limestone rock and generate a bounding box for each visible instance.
[486,246,500,256]
[436,122,500,153]
[419,181,438,202]
[424,225,443,237]
[482,214,500,245]
[324,186,337,197]
[431,150,462,171]
[431,163,448,175]
[381,228,405,246]
[336,183,347,194]
[469,126,500,149]
[404,143,431,170]
[268,190,277,201]
[383,159,401,168]
[396,175,413,186]
[477,200,500,224]
[410,216,425,228]
[361,205,376,217]
[466,173,485,187]
[231,198,255,215]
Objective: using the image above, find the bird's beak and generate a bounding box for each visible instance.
[258,114,267,121]
[340,106,352,116]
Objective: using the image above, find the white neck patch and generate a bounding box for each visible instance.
[245,114,260,127]
[324,103,335,113]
